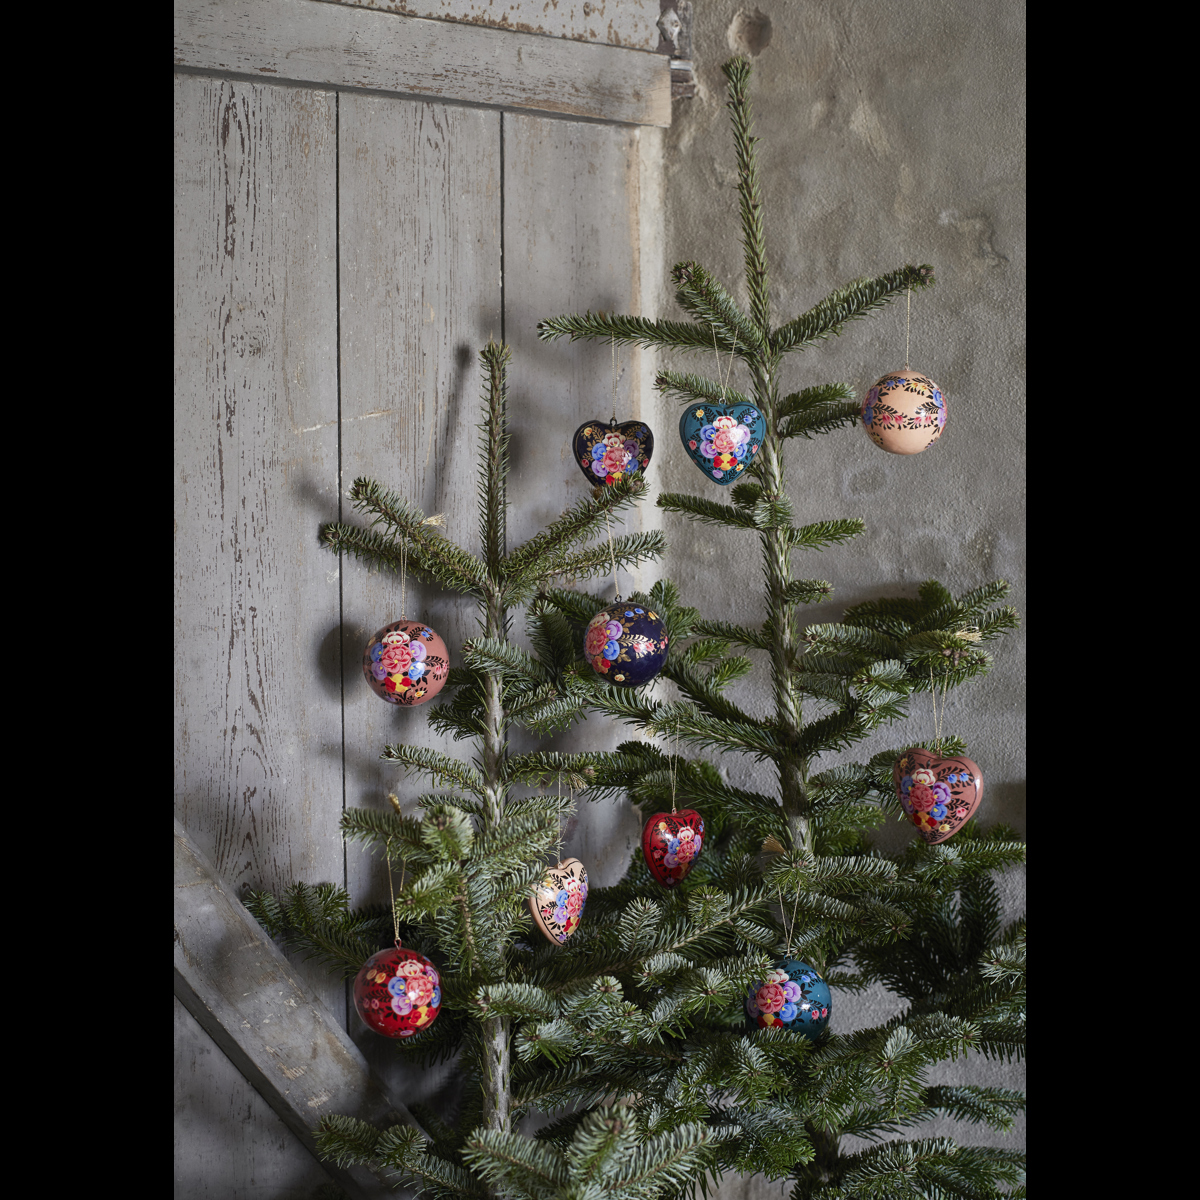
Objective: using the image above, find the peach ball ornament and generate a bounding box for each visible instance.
[363,619,450,707]
[860,369,946,455]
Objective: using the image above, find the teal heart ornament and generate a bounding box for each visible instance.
[678,403,766,485]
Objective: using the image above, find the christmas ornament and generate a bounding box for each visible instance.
[860,370,946,454]
[352,943,443,1038]
[678,402,765,484]
[642,809,705,887]
[573,419,653,487]
[529,858,588,945]
[584,602,668,688]
[363,620,449,706]
[745,959,831,1039]
[893,748,982,844]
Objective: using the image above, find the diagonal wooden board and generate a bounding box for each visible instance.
[174,819,423,1198]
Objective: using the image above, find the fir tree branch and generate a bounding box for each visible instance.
[657,493,759,530]
[771,264,935,356]
[478,340,511,581]
[655,369,753,409]
[671,261,765,351]
[537,311,731,353]
[322,520,486,597]
[380,745,488,797]
[776,384,860,441]
[722,58,771,335]
[540,531,668,586]
[784,518,866,551]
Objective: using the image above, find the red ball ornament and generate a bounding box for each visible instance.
[893,748,983,844]
[363,620,450,707]
[860,369,946,455]
[641,809,705,887]
[352,943,443,1038]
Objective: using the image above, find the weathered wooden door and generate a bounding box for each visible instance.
[174,2,669,1193]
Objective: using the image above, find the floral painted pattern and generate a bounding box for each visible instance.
[860,371,946,455]
[745,959,832,1041]
[642,809,705,887]
[572,419,654,487]
[584,604,669,688]
[678,403,766,485]
[893,748,983,845]
[362,620,449,707]
[353,945,443,1039]
[529,859,589,946]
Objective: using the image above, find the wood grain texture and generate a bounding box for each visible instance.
[175,0,671,127]
[175,997,338,1197]
[174,820,410,1200]
[319,0,661,49]
[173,74,345,1018]
[502,113,664,886]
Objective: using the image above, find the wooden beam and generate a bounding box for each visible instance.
[173,819,418,1199]
[174,0,672,127]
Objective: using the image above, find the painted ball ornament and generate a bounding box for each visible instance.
[363,619,450,706]
[746,959,831,1040]
[860,369,946,455]
[353,944,443,1038]
[584,602,668,688]
[529,858,588,946]
[642,809,705,887]
[894,748,982,844]
[573,419,654,487]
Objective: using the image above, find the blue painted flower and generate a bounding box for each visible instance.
[699,424,717,441]
[370,643,385,662]
[932,390,944,407]
[387,976,408,997]
[408,662,425,680]
[421,628,433,639]
[931,803,947,819]
[557,889,569,907]
[863,404,875,427]
[780,1002,797,1022]
[430,986,441,1007]
[635,607,645,614]
[603,640,620,660]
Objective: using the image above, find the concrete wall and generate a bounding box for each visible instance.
[656,0,1026,1181]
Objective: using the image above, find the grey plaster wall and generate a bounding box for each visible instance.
[656,1,1026,1185]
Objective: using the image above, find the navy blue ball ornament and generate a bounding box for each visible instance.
[745,959,831,1039]
[573,419,653,487]
[583,601,669,688]
[678,402,766,485]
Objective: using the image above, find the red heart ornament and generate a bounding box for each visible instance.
[641,809,705,887]
[529,858,589,946]
[893,748,982,845]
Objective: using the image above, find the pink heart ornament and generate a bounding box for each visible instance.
[893,748,982,845]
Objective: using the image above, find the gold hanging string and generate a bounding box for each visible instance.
[929,662,948,750]
[605,509,619,600]
[668,725,679,816]
[712,327,741,399]
[399,537,408,621]
[611,333,619,425]
[905,286,912,371]
[385,836,407,946]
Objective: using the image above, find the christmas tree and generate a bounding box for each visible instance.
[250,57,1024,1200]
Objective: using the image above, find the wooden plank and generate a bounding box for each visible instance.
[175,997,338,1197]
[502,113,665,885]
[175,820,415,1200]
[333,90,503,1094]
[173,73,345,1019]
[174,0,671,127]
[319,0,661,50]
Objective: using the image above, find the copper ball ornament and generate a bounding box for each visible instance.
[860,369,946,455]
[363,620,449,706]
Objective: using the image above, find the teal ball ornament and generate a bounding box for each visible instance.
[745,959,831,1039]
[583,602,669,688]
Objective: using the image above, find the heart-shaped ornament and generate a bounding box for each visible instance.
[529,858,589,946]
[642,809,705,887]
[893,748,982,844]
[573,419,653,487]
[678,402,766,485]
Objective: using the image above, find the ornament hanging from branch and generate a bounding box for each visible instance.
[584,601,668,688]
[745,959,832,1039]
[529,858,588,945]
[352,943,443,1038]
[363,619,449,706]
[861,287,946,454]
[641,728,704,887]
[572,334,653,487]
[894,748,982,844]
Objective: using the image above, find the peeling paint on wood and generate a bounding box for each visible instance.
[175,0,671,126]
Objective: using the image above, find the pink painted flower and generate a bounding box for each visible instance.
[382,644,413,674]
[909,784,936,813]
[407,975,434,1006]
[756,983,786,1014]
[585,623,609,657]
